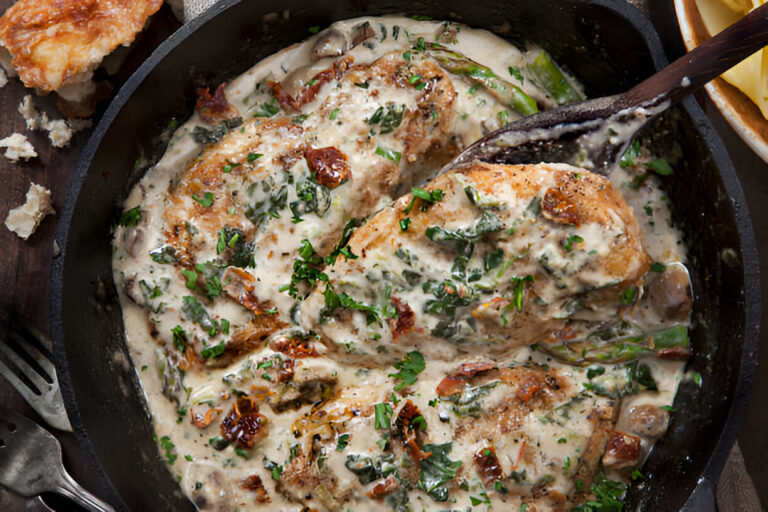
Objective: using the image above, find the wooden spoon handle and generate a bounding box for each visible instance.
[626,3,768,106]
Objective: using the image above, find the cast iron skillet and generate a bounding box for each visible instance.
[50,0,760,510]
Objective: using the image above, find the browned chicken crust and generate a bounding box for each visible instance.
[0,0,163,92]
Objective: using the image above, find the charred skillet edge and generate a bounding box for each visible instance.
[49,0,245,510]
[48,1,759,512]
[679,96,761,495]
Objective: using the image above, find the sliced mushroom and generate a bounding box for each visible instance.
[311,28,349,61]
[628,403,670,438]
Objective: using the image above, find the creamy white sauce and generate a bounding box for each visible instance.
[112,16,688,511]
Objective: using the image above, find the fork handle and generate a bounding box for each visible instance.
[54,468,115,512]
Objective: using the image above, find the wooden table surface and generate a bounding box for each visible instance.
[0,1,765,510]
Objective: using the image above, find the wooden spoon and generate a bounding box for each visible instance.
[446,3,768,175]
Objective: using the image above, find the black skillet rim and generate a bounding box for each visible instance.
[50,0,760,509]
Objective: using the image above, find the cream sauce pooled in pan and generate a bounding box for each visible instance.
[112,16,691,511]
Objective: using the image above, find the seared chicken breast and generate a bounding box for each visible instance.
[304,162,650,364]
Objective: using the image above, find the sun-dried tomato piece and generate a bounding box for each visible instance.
[240,475,271,503]
[221,396,269,448]
[435,361,496,397]
[389,297,415,342]
[542,187,580,226]
[394,400,423,438]
[305,146,351,189]
[196,83,238,124]
[270,335,320,358]
[222,267,266,314]
[455,361,496,377]
[474,446,503,488]
[515,374,543,402]
[271,56,353,111]
[366,475,399,499]
[277,358,295,383]
[602,430,641,469]
[436,375,466,397]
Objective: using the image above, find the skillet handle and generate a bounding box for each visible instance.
[626,2,768,108]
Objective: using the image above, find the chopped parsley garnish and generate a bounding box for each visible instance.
[324,219,359,266]
[160,436,177,465]
[620,286,639,304]
[510,275,534,310]
[291,114,309,124]
[320,285,382,325]
[247,152,263,162]
[119,206,141,227]
[564,234,584,252]
[650,262,666,273]
[308,25,320,34]
[354,81,370,89]
[415,36,426,52]
[402,50,411,62]
[329,108,340,120]
[280,239,328,299]
[253,98,281,117]
[404,187,443,214]
[369,103,405,133]
[201,341,226,359]
[571,473,626,512]
[508,66,524,82]
[388,351,425,391]
[375,145,402,162]
[660,405,676,412]
[399,217,411,231]
[620,140,674,176]
[263,457,283,481]
[336,433,350,451]
[374,402,393,429]
[222,160,241,173]
[192,192,214,207]
[171,325,188,352]
[693,371,703,387]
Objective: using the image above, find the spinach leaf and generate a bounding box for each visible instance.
[345,453,397,484]
[181,296,218,336]
[418,442,462,501]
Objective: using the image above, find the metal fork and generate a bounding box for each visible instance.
[0,408,115,512]
[0,306,72,432]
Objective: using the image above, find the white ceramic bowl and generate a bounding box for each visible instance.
[675,0,768,163]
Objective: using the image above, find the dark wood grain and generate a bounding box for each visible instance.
[0,2,180,509]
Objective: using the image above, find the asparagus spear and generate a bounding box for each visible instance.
[539,324,690,366]
[526,49,584,105]
[424,45,539,116]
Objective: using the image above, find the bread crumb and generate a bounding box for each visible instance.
[4,182,54,240]
[46,119,75,148]
[0,133,37,162]
[19,95,41,130]
[17,95,91,148]
[0,68,7,88]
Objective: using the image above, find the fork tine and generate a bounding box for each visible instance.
[0,342,51,396]
[4,326,56,384]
